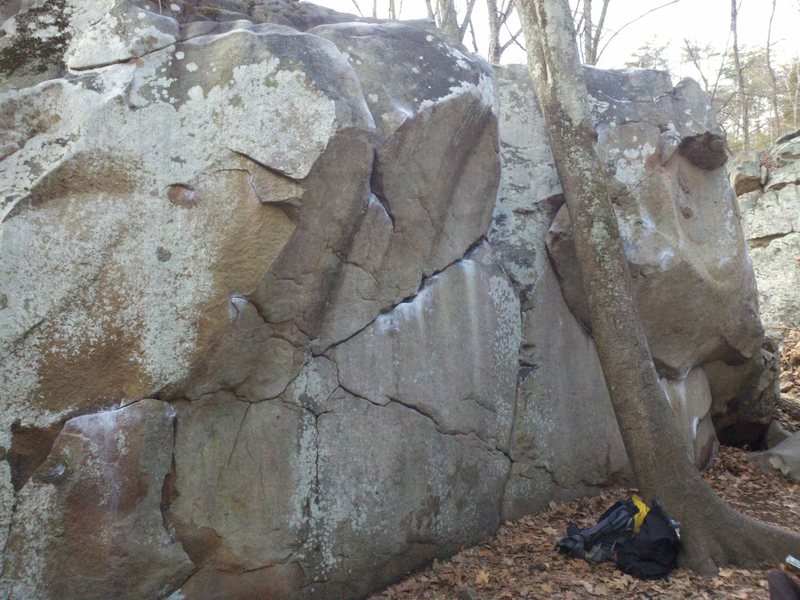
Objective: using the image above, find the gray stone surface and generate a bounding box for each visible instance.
[765,420,791,449]
[747,431,800,482]
[169,392,316,570]
[660,367,718,470]
[331,243,519,453]
[311,22,500,350]
[490,65,629,519]
[735,134,800,338]
[307,389,510,599]
[547,73,764,378]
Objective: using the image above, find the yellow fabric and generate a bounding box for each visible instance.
[632,494,649,534]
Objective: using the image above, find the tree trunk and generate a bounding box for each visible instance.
[513,0,800,574]
[731,0,750,150]
[582,0,593,65]
[424,0,435,20]
[487,0,502,63]
[436,0,461,43]
[766,0,781,137]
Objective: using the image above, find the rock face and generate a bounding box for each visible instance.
[734,130,800,339]
[0,2,772,598]
[489,66,629,519]
[542,68,773,446]
[546,71,763,377]
[3,400,193,600]
[747,431,800,482]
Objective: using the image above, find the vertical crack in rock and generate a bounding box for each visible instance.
[225,403,251,467]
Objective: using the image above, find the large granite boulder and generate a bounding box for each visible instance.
[1,2,511,597]
[0,1,772,598]
[735,130,800,339]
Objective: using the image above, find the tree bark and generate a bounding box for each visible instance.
[437,0,461,43]
[487,0,501,63]
[513,0,800,574]
[424,0,435,20]
[458,0,480,45]
[731,0,750,150]
[582,0,593,65]
[766,0,781,136]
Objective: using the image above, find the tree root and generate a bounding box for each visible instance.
[665,477,800,575]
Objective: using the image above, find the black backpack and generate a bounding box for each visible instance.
[556,497,680,580]
[615,500,680,580]
[556,499,638,563]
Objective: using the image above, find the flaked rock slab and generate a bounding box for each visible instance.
[1,400,192,600]
[746,431,800,482]
[311,21,500,350]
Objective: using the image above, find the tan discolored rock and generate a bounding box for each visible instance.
[1,399,192,600]
[729,151,763,196]
[0,22,372,439]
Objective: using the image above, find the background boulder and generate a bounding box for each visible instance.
[734,130,800,340]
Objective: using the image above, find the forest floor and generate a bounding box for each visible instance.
[370,341,800,600]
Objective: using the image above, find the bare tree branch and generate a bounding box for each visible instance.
[500,0,516,22]
[349,0,365,16]
[424,0,435,20]
[500,27,524,52]
[731,0,749,150]
[766,0,781,134]
[459,0,480,40]
[591,0,611,60]
[596,0,682,63]
[504,17,527,51]
[583,0,593,66]
[683,39,710,92]
[712,45,730,102]
[469,18,480,52]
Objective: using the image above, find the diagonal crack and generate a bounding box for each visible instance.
[315,236,488,356]
[749,230,795,248]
